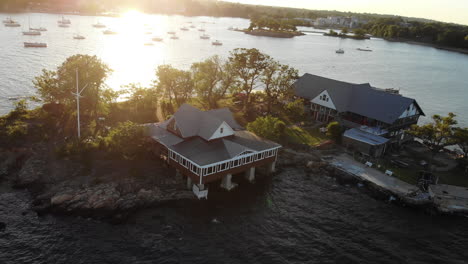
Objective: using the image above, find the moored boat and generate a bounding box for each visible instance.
[24,42,47,48]
[58,23,70,28]
[357,48,373,52]
[103,29,117,35]
[167,31,176,35]
[152,37,163,42]
[58,16,71,25]
[170,35,179,40]
[180,27,189,31]
[200,34,210,40]
[212,40,222,46]
[336,48,345,54]
[30,27,47,31]
[23,31,41,36]
[73,34,85,39]
[92,22,106,28]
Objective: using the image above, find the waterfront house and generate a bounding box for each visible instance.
[147,104,281,198]
[294,73,425,157]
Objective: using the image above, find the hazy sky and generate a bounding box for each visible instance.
[226,0,468,25]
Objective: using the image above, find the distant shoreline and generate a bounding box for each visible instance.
[384,38,468,56]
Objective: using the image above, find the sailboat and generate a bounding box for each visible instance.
[4,17,20,27]
[24,42,47,48]
[23,17,41,36]
[30,15,47,31]
[58,16,71,25]
[212,40,222,46]
[92,21,106,28]
[200,33,210,39]
[335,38,344,54]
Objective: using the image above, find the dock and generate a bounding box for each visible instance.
[429,184,468,214]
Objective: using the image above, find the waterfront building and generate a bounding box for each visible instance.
[294,74,425,157]
[147,104,281,198]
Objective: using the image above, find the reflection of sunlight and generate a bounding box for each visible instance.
[100,10,168,91]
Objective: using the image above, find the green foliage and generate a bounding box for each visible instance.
[364,18,468,48]
[262,61,299,112]
[284,99,305,122]
[247,116,285,142]
[328,30,338,36]
[353,28,366,37]
[341,28,348,34]
[249,16,298,32]
[103,121,147,160]
[228,48,272,111]
[154,65,193,108]
[191,55,236,109]
[407,113,458,161]
[33,54,112,137]
[326,122,342,142]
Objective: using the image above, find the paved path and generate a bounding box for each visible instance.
[330,154,419,196]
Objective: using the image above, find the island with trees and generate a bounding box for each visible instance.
[238,16,305,38]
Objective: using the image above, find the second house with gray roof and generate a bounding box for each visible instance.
[294,73,425,157]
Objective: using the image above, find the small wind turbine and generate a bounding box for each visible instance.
[72,69,89,139]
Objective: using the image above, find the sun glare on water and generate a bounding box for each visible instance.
[100,9,167,91]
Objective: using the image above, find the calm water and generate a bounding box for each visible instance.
[0,13,468,125]
[1,168,468,264]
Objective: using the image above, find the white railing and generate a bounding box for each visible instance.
[168,147,280,179]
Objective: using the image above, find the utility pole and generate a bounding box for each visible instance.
[73,69,88,139]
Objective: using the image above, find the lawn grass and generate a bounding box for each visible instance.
[284,125,328,146]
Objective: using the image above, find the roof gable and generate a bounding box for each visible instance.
[311,90,337,110]
[294,73,424,124]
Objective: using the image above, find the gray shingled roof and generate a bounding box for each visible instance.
[170,104,243,140]
[147,104,281,166]
[169,131,280,165]
[294,73,425,124]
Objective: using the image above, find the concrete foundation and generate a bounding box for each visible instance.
[245,167,255,182]
[186,176,193,190]
[266,161,276,174]
[220,173,238,191]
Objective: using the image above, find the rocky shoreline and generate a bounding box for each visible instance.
[236,29,305,38]
[0,144,194,222]
[1,144,466,223]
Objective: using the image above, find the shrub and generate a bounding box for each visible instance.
[326,121,342,142]
[103,121,147,159]
[247,115,285,141]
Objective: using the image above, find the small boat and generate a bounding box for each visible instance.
[190,25,195,28]
[152,37,163,42]
[58,16,71,25]
[92,22,106,28]
[144,42,154,46]
[228,26,234,30]
[170,35,179,40]
[30,27,47,31]
[24,42,47,48]
[3,17,14,24]
[23,30,41,36]
[58,23,70,28]
[212,40,222,46]
[336,48,344,54]
[180,27,189,31]
[73,34,85,39]
[145,31,152,34]
[198,28,205,32]
[103,29,117,35]
[357,48,372,52]
[4,22,20,27]
[200,34,210,40]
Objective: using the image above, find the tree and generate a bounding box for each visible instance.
[326,121,342,142]
[33,54,112,136]
[247,115,285,142]
[191,56,235,109]
[341,28,348,34]
[353,28,366,37]
[284,99,305,123]
[154,65,194,108]
[228,48,271,112]
[262,62,298,112]
[407,113,458,168]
